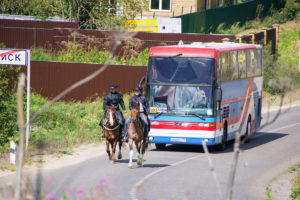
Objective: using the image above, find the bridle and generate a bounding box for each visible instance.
[103,123,120,131]
[103,109,120,131]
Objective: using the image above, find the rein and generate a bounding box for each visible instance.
[103,123,120,131]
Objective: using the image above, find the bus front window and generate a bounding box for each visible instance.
[149,85,214,117]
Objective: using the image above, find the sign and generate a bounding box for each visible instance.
[0,49,31,152]
[0,50,27,66]
[10,141,16,164]
[124,18,181,33]
[124,19,158,32]
[157,18,181,33]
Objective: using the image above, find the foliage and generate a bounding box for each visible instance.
[265,186,272,200]
[0,0,59,20]
[31,35,150,66]
[0,0,148,30]
[27,92,132,151]
[215,0,299,34]
[288,156,300,200]
[0,66,20,147]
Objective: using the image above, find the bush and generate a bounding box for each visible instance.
[0,66,20,147]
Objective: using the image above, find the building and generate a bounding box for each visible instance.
[140,0,234,19]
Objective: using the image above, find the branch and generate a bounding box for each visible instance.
[202,140,223,200]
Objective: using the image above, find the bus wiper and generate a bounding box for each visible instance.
[189,113,205,120]
[154,111,165,119]
[168,53,182,58]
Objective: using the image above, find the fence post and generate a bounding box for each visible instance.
[236,35,243,43]
[261,27,268,46]
[272,24,280,59]
[249,31,256,44]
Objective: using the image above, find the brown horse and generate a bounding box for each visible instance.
[102,105,122,162]
[128,103,147,168]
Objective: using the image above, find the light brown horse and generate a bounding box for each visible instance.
[128,103,147,168]
[102,105,122,162]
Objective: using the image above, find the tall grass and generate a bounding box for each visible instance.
[28,92,133,152]
[216,0,299,34]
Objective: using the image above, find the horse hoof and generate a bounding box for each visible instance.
[137,160,143,166]
[118,154,122,159]
[128,163,133,168]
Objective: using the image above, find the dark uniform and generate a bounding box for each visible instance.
[99,84,126,131]
[124,86,150,140]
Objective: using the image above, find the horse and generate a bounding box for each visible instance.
[128,103,147,168]
[102,105,122,162]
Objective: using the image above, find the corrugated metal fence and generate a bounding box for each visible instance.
[21,61,147,101]
[0,18,236,54]
[176,0,285,33]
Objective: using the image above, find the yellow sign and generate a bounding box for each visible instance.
[150,106,158,114]
[124,19,158,32]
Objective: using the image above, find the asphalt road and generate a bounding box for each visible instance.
[1,104,300,200]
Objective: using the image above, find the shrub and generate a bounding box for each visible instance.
[0,65,20,146]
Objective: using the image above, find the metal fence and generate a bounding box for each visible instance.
[20,61,147,101]
[176,0,285,33]
[0,18,236,55]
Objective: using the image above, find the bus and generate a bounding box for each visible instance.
[145,42,263,150]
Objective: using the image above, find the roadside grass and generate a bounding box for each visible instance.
[215,0,300,34]
[28,92,132,153]
[289,163,300,200]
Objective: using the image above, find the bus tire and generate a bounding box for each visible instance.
[217,125,227,151]
[155,143,166,150]
[244,117,252,143]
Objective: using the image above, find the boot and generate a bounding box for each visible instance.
[123,131,128,143]
[101,127,105,138]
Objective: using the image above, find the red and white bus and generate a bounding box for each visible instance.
[146,42,263,150]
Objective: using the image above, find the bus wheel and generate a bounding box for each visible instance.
[244,118,252,143]
[217,126,227,151]
[155,143,166,150]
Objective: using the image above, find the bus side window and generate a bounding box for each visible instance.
[231,51,238,80]
[246,50,256,78]
[255,49,262,76]
[238,50,246,79]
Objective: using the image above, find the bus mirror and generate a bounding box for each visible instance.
[154,96,168,104]
[216,88,222,102]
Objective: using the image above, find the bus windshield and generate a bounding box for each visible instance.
[148,85,215,117]
[147,56,216,85]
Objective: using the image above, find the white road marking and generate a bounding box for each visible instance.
[129,154,205,200]
[130,121,300,200]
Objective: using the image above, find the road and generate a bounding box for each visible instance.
[1,104,300,200]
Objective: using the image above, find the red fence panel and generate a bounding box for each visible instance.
[21,61,147,101]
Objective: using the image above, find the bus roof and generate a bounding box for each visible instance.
[149,42,261,58]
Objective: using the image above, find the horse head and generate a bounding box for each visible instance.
[105,105,116,126]
[130,102,139,120]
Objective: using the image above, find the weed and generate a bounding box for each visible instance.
[265,186,272,200]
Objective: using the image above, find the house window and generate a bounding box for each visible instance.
[150,0,171,11]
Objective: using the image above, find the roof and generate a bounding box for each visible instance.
[149,42,261,58]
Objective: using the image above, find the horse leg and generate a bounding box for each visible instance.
[105,139,111,160]
[136,141,142,167]
[141,140,147,166]
[118,137,122,160]
[111,141,116,162]
[128,139,133,168]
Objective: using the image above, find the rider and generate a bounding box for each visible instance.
[124,86,150,142]
[99,84,127,138]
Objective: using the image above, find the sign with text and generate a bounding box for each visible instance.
[0,50,27,66]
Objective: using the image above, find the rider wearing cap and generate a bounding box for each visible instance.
[124,86,150,142]
[99,84,127,137]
